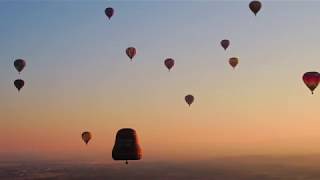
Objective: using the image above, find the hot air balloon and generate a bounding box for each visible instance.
[14,79,24,91]
[185,95,194,106]
[229,57,239,69]
[302,72,320,94]
[126,47,136,60]
[249,1,262,16]
[105,7,114,19]
[220,39,230,50]
[112,128,142,164]
[164,58,175,71]
[81,131,92,145]
[14,59,26,73]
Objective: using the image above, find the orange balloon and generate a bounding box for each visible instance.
[229,57,239,69]
[81,131,92,145]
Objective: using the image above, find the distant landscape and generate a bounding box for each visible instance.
[1,155,320,180]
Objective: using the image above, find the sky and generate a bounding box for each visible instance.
[1,1,320,163]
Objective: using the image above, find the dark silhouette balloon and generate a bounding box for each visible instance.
[229,57,239,69]
[112,128,142,164]
[14,59,26,73]
[14,79,24,91]
[303,72,320,94]
[164,58,175,71]
[220,39,230,50]
[126,47,136,60]
[105,7,114,19]
[82,131,92,145]
[185,95,194,106]
[249,1,262,16]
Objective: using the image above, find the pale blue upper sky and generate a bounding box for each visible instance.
[1,1,320,91]
[1,1,320,106]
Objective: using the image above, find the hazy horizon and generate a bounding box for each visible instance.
[2,155,320,179]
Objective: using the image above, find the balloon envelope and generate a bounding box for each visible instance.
[249,1,262,16]
[229,57,239,69]
[105,7,114,19]
[303,72,320,94]
[112,128,142,164]
[81,131,92,144]
[220,39,230,50]
[164,58,175,71]
[14,79,24,91]
[185,95,194,106]
[126,47,136,60]
[14,59,26,73]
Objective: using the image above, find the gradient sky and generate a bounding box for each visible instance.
[1,1,320,163]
